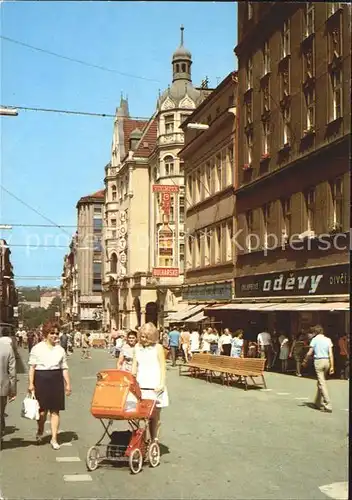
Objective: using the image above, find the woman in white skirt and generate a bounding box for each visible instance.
[132,323,169,442]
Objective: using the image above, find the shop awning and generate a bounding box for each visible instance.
[165,304,206,322]
[206,302,349,312]
[184,311,208,323]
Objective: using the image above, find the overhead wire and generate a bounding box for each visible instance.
[0,35,161,83]
[0,104,150,121]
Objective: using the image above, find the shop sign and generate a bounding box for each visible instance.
[152,267,179,277]
[235,263,349,298]
[183,282,233,301]
[152,185,179,193]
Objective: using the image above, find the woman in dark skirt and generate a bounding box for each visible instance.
[28,322,71,450]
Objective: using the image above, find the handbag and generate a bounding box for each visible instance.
[21,394,40,420]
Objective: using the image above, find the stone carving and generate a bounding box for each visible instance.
[161,96,175,111]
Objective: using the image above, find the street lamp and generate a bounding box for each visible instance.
[186,123,209,130]
[0,108,18,116]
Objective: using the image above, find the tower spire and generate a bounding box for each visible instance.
[180,25,184,46]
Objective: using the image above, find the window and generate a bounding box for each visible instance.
[328,3,343,17]
[304,89,315,131]
[179,243,185,273]
[205,230,211,266]
[303,47,314,80]
[328,26,342,60]
[165,115,174,134]
[206,161,212,194]
[179,196,185,223]
[226,146,233,186]
[282,20,290,58]
[225,221,233,261]
[262,203,271,247]
[282,107,291,146]
[330,70,342,121]
[187,237,193,269]
[112,185,117,201]
[93,218,102,233]
[196,234,201,267]
[263,41,270,75]
[305,3,315,38]
[110,253,118,274]
[197,169,202,200]
[228,93,235,107]
[248,2,253,19]
[180,114,188,125]
[216,154,222,190]
[245,98,253,124]
[187,175,193,203]
[124,175,128,196]
[261,81,270,114]
[179,162,184,175]
[92,278,102,292]
[111,218,117,239]
[216,226,221,263]
[246,132,253,165]
[281,197,291,237]
[262,121,270,155]
[164,156,174,176]
[305,188,315,232]
[246,210,254,251]
[94,206,102,215]
[330,178,343,230]
[281,67,290,98]
[169,195,175,223]
[246,57,253,90]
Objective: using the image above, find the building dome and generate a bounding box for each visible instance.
[172,45,192,61]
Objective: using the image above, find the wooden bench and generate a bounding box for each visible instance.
[179,354,267,391]
[207,356,266,390]
[179,353,212,377]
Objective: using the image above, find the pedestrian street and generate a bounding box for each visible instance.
[0,348,348,500]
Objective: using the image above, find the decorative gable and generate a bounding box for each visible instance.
[179,95,195,109]
[161,97,176,111]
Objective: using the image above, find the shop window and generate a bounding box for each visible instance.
[330,177,343,231]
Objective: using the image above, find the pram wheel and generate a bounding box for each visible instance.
[86,446,100,471]
[148,442,160,468]
[129,448,143,474]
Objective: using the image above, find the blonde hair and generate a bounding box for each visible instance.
[139,322,159,344]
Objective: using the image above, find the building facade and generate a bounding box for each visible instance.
[61,233,79,328]
[0,240,17,327]
[102,27,212,330]
[76,190,104,330]
[207,2,350,338]
[179,72,237,315]
[40,290,60,309]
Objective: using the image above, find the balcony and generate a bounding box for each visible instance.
[157,133,184,146]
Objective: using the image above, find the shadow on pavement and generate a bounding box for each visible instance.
[3,425,19,436]
[300,402,319,411]
[159,442,170,456]
[59,430,79,443]
[1,437,35,450]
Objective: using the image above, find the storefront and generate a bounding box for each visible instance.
[206,264,349,339]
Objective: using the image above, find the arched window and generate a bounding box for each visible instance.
[182,63,186,72]
[164,155,174,176]
[176,64,180,73]
[111,185,117,201]
[110,253,118,274]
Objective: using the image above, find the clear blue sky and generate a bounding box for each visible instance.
[0,1,237,287]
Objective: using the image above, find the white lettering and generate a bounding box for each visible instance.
[273,274,284,291]
[309,274,323,294]
[263,280,271,291]
[297,276,309,289]
[285,277,295,290]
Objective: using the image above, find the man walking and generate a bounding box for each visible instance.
[257,329,273,370]
[168,326,180,367]
[302,325,334,413]
[0,334,17,440]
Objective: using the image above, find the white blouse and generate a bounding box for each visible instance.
[28,341,68,370]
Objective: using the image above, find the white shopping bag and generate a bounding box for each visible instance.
[21,394,40,420]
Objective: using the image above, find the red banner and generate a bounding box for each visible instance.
[152,267,179,277]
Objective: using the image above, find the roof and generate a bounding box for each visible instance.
[122,119,148,156]
[77,189,105,205]
[133,117,158,158]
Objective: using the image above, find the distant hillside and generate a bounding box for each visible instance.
[18,286,60,302]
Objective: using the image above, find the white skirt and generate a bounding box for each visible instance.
[141,388,169,408]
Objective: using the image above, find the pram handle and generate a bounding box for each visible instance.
[140,387,164,396]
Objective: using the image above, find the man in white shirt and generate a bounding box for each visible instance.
[0,334,17,439]
[257,331,273,370]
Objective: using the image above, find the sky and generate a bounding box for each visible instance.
[0,0,237,287]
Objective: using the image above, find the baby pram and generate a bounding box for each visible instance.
[87,369,161,474]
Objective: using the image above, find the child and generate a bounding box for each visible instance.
[117,330,138,372]
[132,323,169,442]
